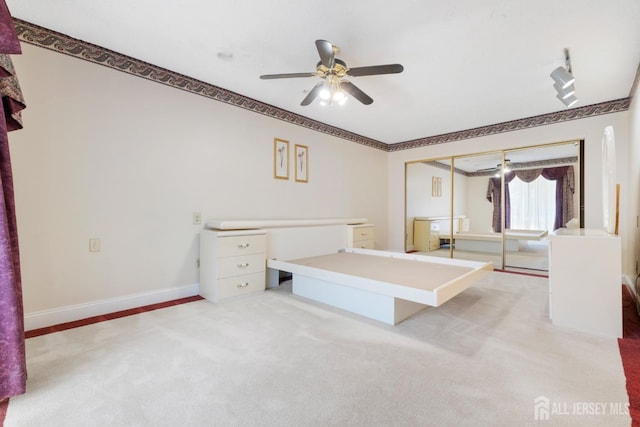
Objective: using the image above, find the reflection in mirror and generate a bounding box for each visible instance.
[404,140,582,274]
[405,158,452,253]
[503,142,580,273]
[451,152,504,269]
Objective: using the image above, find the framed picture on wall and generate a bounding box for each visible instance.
[274,138,289,179]
[432,176,442,197]
[295,144,308,183]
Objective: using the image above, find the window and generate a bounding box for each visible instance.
[509,175,556,232]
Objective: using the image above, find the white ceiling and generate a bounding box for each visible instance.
[6,0,640,145]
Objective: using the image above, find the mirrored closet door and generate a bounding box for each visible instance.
[502,143,580,273]
[406,158,453,262]
[451,151,505,269]
[405,140,582,274]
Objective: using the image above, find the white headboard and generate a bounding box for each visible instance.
[205,218,368,287]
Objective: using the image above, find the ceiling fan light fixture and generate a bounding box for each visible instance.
[490,160,512,176]
[332,90,345,102]
[319,86,331,100]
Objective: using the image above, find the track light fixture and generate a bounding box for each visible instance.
[550,48,578,107]
[550,66,575,89]
[557,93,578,108]
[554,83,575,99]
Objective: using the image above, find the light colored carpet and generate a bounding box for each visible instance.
[6,273,628,426]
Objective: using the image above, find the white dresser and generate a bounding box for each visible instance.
[199,229,267,302]
[548,228,622,338]
[347,224,375,249]
[202,218,371,289]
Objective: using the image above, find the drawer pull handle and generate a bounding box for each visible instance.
[237,282,249,288]
[360,233,368,236]
[237,243,250,248]
[237,263,250,268]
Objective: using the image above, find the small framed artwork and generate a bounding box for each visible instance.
[274,138,289,180]
[432,176,442,197]
[294,144,308,183]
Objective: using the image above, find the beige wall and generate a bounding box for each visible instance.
[9,44,388,320]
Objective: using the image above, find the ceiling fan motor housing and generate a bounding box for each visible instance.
[316,58,348,78]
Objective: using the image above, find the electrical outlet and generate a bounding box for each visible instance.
[193,212,202,225]
[89,238,101,252]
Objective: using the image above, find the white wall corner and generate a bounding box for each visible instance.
[624,274,638,297]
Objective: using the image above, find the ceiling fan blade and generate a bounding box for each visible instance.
[347,64,404,77]
[340,81,373,105]
[315,39,335,69]
[300,82,324,106]
[260,72,315,80]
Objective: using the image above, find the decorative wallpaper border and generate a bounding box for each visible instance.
[13,18,630,153]
[13,19,387,151]
[387,99,630,152]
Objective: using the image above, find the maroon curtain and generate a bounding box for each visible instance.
[486,166,575,232]
[541,166,575,230]
[0,1,27,402]
[486,171,517,233]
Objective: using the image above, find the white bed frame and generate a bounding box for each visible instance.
[268,248,492,325]
[452,229,548,254]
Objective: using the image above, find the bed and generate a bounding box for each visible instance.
[267,248,493,325]
[452,229,548,254]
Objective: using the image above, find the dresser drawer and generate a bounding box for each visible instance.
[215,272,265,300]
[217,234,265,257]
[352,226,375,242]
[430,235,440,251]
[352,239,375,249]
[216,253,265,279]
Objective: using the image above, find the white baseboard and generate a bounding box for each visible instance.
[24,283,200,331]
[623,274,635,296]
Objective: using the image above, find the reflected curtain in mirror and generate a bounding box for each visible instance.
[487,166,574,232]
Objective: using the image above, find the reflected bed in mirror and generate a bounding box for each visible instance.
[454,229,548,253]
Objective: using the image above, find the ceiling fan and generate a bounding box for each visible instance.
[477,160,512,174]
[259,40,404,106]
